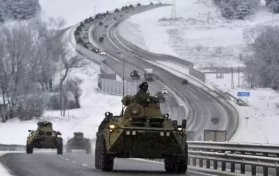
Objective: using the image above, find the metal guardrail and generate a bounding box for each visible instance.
[188,141,279,157]
[188,150,279,176]
[0,144,25,151]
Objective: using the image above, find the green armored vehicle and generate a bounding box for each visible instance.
[95,94,188,173]
[66,132,91,153]
[26,121,63,154]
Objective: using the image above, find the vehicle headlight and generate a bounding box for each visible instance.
[109,124,115,129]
[177,127,183,131]
[57,135,61,138]
[132,108,139,115]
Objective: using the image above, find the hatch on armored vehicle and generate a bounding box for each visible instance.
[95,93,188,173]
[66,132,91,153]
[26,121,63,155]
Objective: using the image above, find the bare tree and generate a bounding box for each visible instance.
[65,77,82,109]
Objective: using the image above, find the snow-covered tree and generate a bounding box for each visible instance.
[268,0,279,13]
[235,0,251,19]
[245,26,279,88]
[216,0,260,20]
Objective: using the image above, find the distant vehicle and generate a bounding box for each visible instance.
[130,70,140,80]
[83,30,88,34]
[92,48,100,53]
[144,68,154,81]
[181,79,188,85]
[211,117,219,125]
[156,92,165,102]
[99,51,106,55]
[66,132,91,154]
[161,87,168,94]
[26,121,63,154]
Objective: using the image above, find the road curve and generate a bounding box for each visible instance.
[77,10,187,129]
[88,5,237,140]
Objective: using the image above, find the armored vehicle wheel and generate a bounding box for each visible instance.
[164,146,188,173]
[86,143,91,154]
[57,140,63,155]
[95,135,114,171]
[164,157,175,172]
[26,143,33,154]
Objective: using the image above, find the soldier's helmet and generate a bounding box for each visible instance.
[139,82,148,91]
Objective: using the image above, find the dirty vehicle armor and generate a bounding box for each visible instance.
[66,132,91,153]
[95,94,188,173]
[26,121,63,154]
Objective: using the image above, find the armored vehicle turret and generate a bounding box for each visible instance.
[95,93,188,173]
[26,121,63,154]
[66,132,91,153]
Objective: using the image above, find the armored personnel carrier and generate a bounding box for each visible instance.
[66,132,91,153]
[26,121,63,154]
[95,94,188,173]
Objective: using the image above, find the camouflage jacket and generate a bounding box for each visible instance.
[133,90,149,106]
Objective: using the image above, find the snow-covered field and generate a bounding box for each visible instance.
[119,0,279,69]
[39,0,172,28]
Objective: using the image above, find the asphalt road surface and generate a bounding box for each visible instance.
[0,151,217,176]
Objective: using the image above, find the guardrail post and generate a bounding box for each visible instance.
[231,162,235,173]
[251,165,256,175]
[263,166,268,176]
[241,163,245,174]
[221,161,226,171]
[206,160,210,168]
[193,158,197,166]
[214,160,218,169]
[199,158,203,167]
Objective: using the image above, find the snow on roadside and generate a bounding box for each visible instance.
[0,164,11,176]
[208,74,279,144]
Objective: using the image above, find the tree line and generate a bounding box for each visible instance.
[0,18,83,122]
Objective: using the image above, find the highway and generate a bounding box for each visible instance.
[87,5,237,140]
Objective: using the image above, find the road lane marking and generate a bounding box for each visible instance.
[72,161,77,163]
[82,164,88,167]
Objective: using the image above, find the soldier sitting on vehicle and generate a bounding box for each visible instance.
[133,82,150,107]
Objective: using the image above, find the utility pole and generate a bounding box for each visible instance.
[231,68,234,89]
[122,57,125,97]
[238,66,240,88]
[171,0,176,19]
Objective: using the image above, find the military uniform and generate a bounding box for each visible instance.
[133,89,149,106]
[133,82,149,107]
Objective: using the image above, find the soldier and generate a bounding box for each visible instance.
[133,82,150,107]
